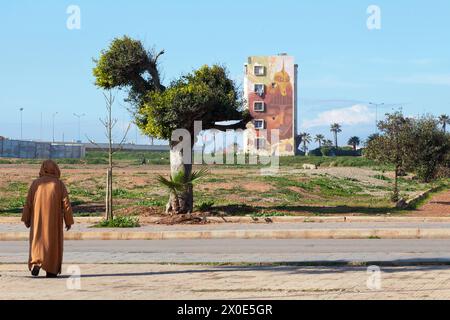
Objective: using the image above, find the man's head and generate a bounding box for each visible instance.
[39,160,61,179]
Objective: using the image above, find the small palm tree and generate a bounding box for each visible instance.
[323,139,333,147]
[314,134,325,148]
[348,136,361,151]
[299,132,312,154]
[439,114,450,133]
[330,123,342,148]
[366,133,380,146]
[157,168,209,214]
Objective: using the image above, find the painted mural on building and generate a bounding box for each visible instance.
[244,55,297,156]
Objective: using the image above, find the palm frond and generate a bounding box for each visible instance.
[190,168,210,183]
[157,168,210,193]
[156,174,183,192]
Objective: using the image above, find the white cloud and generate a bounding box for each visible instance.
[302,104,375,129]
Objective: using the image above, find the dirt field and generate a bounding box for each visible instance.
[411,191,450,216]
[0,160,447,218]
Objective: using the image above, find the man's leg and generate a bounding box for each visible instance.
[31,265,40,277]
[46,272,58,278]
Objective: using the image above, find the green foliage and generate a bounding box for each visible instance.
[196,200,215,212]
[136,199,164,207]
[373,174,391,181]
[93,37,249,213]
[366,133,380,146]
[314,134,325,147]
[366,113,450,182]
[93,36,147,89]
[85,150,170,165]
[93,36,164,107]
[330,123,342,147]
[308,147,362,157]
[93,216,140,228]
[157,168,209,194]
[365,112,413,165]
[409,115,450,182]
[298,132,312,152]
[279,156,379,168]
[348,136,361,150]
[439,114,450,133]
[139,65,248,140]
[111,188,143,199]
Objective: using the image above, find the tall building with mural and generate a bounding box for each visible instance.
[243,54,298,156]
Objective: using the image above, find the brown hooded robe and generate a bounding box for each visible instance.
[21,160,74,275]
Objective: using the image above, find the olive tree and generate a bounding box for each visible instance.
[365,112,414,202]
[93,36,249,214]
[366,112,449,202]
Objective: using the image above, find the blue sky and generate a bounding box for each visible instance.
[1,0,449,147]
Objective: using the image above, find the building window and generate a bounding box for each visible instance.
[255,138,266,150]
[254,119,265,130]
[254,84,265,96]
[254,101,265,112]
[254,65,265,76]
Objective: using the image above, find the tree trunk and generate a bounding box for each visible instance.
[105,168,113,220]
[105,169,110,220]
[109,168,113,219]
[165,144,193,215]
[393,165,400,202]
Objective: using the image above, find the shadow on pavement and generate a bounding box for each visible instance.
[38,260,450,279]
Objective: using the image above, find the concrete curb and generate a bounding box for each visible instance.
[4,216,450,225]
[405,186,441,208]
[4,228,450,241]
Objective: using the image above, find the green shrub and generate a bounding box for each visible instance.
[136,199,164,207]
[373,174,391,181]
[93,216,140,228]
[196,200,215,212]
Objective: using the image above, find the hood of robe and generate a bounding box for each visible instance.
[39,160,61,179]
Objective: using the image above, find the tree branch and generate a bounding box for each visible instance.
[210,120,248,131]
[111,123,131,155]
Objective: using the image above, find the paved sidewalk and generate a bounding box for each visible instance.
[1,264,450,299]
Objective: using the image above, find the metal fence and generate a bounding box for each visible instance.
[0,139,85,159]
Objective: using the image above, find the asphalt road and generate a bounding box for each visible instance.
[2,239,450,264]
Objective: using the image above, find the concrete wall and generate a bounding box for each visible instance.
[84,143,169,152]
[0,139,85,159]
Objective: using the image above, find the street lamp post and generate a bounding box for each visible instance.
[369,102,385,130]
[19,108,24,140]
[52,112,58,143]
[73,113,86,142]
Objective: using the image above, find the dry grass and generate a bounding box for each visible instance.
[0,154,447,217]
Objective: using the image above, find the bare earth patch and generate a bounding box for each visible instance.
[0,163,447,219]
[406,191,450,217]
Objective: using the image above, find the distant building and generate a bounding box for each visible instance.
[243,54,298,156]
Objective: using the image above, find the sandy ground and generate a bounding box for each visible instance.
[0,163,448,217]
[2,264,450,300]
[412,191,450,216]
